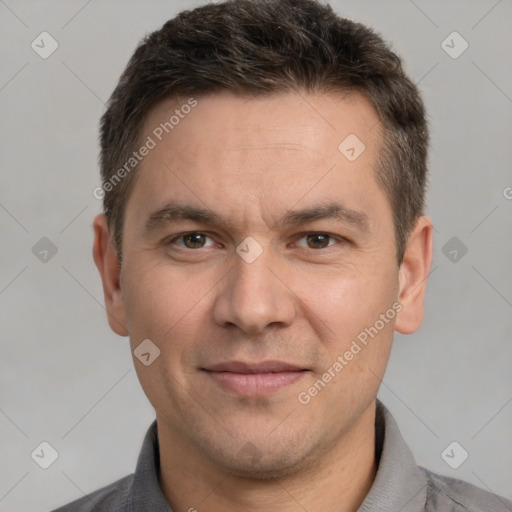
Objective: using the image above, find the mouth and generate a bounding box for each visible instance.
[201,360,309,396]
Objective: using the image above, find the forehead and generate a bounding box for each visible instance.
[142,90,380,162]
[126,90,390,233]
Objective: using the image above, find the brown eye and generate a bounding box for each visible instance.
[183,233,207,248]
[303,233,334,249]
[169,232,215,249]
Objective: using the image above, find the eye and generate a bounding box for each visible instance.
[168,232,216,249]
[166,231,345,251]
[295,232,342,249]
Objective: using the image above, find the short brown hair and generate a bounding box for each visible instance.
[99,0,429,265]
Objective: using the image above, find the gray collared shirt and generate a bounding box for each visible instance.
[51,400,512,511]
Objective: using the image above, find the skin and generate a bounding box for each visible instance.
[93,90,433,512]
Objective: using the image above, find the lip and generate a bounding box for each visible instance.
[204,360,305,373]
[202,360,308,396]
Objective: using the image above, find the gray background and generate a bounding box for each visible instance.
[1,0,511,510]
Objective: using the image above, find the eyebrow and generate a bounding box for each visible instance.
[144,200,370,234]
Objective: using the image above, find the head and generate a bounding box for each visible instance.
[93,0,432,479]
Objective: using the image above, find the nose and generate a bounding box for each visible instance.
[212,244,296,335]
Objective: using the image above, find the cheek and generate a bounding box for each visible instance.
[300,266,397,398]
[299,262,396,341]
[122,265,210,407]
[122,262,205,347]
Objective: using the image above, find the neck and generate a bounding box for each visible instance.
[158,402,377,512]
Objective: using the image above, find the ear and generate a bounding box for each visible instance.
[92,214,129,336]
[395,216,433,334]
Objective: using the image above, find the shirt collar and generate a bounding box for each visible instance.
[357,399,428,511]
[126,400,427,512]
[126,419,171,512]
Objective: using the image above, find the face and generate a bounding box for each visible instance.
[94,90,430,478]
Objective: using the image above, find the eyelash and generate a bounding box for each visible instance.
[165,231,347,251]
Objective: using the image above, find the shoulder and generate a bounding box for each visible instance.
[50,473,133,512]
[421,466,512,512]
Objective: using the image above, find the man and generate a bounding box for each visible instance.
[53,0,511,511]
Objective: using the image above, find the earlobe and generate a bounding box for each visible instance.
[395,216,433,335]
[92,214,129,336]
